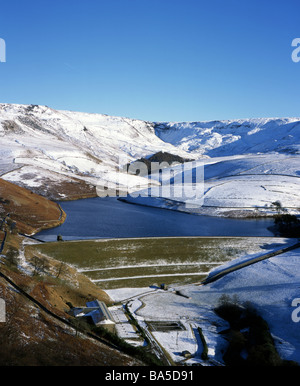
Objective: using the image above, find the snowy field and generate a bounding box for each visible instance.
[106,245,300,365]
[0,103,299,218]
[0,103,190,197]
[1,103,300,364]
[124,153,300,217]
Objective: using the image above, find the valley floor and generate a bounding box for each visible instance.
[105,242,300,365]
[28,234,300,365]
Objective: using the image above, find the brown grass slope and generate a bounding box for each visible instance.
[0,276,143,366]
[0,186,145,366]
[0,178,66,234]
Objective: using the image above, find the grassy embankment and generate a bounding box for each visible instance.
[0,177,113,310]
[0,179,147,365]
[26,236,282,289]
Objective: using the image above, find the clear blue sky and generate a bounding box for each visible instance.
[0,0,299,122]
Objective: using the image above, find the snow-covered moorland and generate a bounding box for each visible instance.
[126,118,300,217]
[1,103,300,365]
[0,103,300,217]
[107,244,300,365]
[0,103,190,200]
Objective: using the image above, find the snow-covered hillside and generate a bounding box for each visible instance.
[1,103,300,365]
[0,103,299,217]
[107,243,300,365]
[128,119,300,217]
[155,118,300,156]
[124,152,300,217]
[0,103,189,199]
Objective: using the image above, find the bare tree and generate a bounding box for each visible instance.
[32,256,49,276]
[55,261,68,279]
[5,247,19,267]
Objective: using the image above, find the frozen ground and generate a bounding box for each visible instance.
[1,103,300,364]
[0,103,189,198]
[124,153,300,217]
[0,103,299,217]
[106,245,300,365]
[154,118,300,157]
[150,118,300,217]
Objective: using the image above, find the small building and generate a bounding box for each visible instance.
[182,350,192,359]
[69,299,116,333]
[160,283,168,290]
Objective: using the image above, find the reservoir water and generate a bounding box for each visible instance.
[36,197,275,241]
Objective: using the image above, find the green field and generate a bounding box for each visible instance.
[26,237,284,289]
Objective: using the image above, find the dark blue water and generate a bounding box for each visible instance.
[35,197,275,241]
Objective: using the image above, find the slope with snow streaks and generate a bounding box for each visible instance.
[130,118,300,217]
[131,247,300,364]
[0,103,190,199]
[155,118,300,156]
[123,153,300,217]
[1,103,300,215]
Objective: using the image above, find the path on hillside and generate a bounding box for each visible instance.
[201,240,300,285]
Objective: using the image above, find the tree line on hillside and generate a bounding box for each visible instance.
[215,295,299,366]
[126,151,194,176]
[271,201,300,237]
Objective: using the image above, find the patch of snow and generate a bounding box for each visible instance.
[126,247,300,364]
